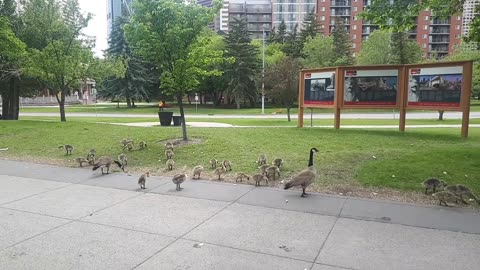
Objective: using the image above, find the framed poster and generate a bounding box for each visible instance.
[407,66,462,107]
[304,71,336,105]
[343,69,399,106]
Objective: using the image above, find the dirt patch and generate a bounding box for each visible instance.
[157,138,204,147]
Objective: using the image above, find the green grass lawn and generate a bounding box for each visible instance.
[1,120,479,203]
[19,99,480,114]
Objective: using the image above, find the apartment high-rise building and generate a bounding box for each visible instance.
[107,0,133,38]
[229,0,272,39]
[317,0,463,58]
[462,0,480,37]
[271,0,317,32]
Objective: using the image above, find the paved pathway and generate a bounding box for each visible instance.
[19,111,480,119]
[1,160,479,270]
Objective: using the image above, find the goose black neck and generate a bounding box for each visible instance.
[308,149,314,167]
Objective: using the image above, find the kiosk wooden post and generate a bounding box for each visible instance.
[461,61,473,138]
[297,70,305,128]
[399,66,407,132]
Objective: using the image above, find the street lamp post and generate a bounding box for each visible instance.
[261,29,265,115]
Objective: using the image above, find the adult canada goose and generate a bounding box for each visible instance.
[92,156,122,174]
[284,148,319,197]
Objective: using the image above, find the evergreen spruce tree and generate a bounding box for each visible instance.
[300,9,320,43]
[283,23,302,58]
[276,20,287,44]
[267,26,277,44]
[102,17,156,107]
[331,18,354,65]
[224,17,260,108]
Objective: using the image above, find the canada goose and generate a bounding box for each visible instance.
[172,173,187,191]
[125,142,134,151]
[222,160,232,171]
[266,165,280,180]
[92,156,122,174]
[117,154,128,171]
[214,166,226,180]
[444,185,469,204]
[192,165,204,179]
[432,191,461,207]
[75,157,89,167]
[138,172,150,189]
[209,159,218,169]
[422,178,447,194]
[166,159,175,171]
[252,173,268,187]
[256,154,267,166]
[139,141,147,149]
[284,148,319,197]
[258,164,270,176]
[87,149,96,164]
[121,139,133,150]
[165,142,174,150]
[272,158,283,168]
[455,184,480,204]
[165,149,174,160]
[235,173,250,182]
[59,145,74,155]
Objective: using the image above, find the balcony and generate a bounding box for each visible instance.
[331,0,351,7]
[431,19,450,25]
[331,18,350,25]
[429,37,450,44]
[331,11,351,16]
[430,26,450,35]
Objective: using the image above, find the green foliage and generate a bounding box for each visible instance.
[466,5,480,43]
[283,23,303,58]
[302,36,335,68]
[390,32,424,64]
[0,16,25,61]
[357,30,392,65]
[332,20,354,65]
[264,56,300,121]
[300,10,320,43]
[224,17,260,109]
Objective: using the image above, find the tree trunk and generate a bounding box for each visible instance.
[187,95,191,105]
[236,97,241,109]
[126,97,132,108]
[177,95,188,141]
[287,106,291,122]
[56,90,67,122]
[132,99,136,107]
[438,110,444,121]
[1,78,20,120]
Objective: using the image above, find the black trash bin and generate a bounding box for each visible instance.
[158,112,173,126]
[172,116,182,126]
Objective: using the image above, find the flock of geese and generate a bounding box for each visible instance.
[60,142,479,204]
[60,141,320,197]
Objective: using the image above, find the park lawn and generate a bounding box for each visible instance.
[1,120,480,204]
[18,116,480,126]
[19,99,480,114]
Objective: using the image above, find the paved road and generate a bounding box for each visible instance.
[19,111,480,119]
[0,160,479,270]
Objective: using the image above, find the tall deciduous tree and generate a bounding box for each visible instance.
[224,17,260,109]
[264,56,300,121]
[125,0,222,140]
[331,19,354,65]
[302,36,335,68]
[100,16,156,107]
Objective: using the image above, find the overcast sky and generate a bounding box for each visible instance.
[79,0,108,57]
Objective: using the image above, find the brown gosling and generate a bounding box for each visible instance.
[214,166,226,180]
[172,173,187,191]
[165,142,174,150]
[432,191,462,207]
[256,154,267,166]
[252,173,269,187]
[138,172,150,189]
[87,149,96,164]
[258,164,270,176]
[126,142,134,151]
[266,165,280,180]
[272,158,283,168]
[117,153,128,171]
[121,138,133,146]
[92,156,122,174]
[139,141,147,149]
[166,159,175,171]
[284,148,319,197]
[455,184,480,204]
[165,149,174,160]
[59,144,74,155]
[235,173,250,182]
[192,165,204,179]
[209,159,218,169]
[444,185,469,204]
[222,160,232,171]
[422,178,447,194]
[75,157,89,167]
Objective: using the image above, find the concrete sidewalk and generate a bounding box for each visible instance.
[0,160,479,270]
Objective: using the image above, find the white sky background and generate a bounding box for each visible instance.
[79,0,108,58]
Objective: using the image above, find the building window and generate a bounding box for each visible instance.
[354,16,358,21]
[321,7,325,12]
[455,34,461,39]
[456,25,460,29]
[352,34,356,39]
[423,43,427,48]
[352,25,357,30]
[423,25,428,30]
[457,16,461,20]
[423,34,427,39]
[424,16,429,20]
[353,7,357,12]
[320,16,325,21]
[352,43,356,48]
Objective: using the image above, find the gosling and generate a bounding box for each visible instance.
[192,165,204,179]
[138,172,150,189]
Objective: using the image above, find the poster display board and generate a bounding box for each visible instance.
[303,70,336,106]
[343,69,399,107]
[407,66,463,108]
